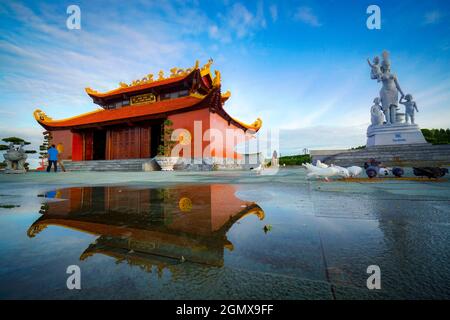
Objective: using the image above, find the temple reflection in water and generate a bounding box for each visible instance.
[28,185,264,271]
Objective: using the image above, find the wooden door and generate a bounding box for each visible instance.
[129,127,140,159]
[108,126,151,159]
[84,131,93,161]
[140,127,151,158]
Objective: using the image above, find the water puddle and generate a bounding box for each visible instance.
[30,185,264,268]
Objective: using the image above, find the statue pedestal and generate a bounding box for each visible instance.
[366,123,428,147]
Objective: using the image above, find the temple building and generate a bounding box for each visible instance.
[33,60,262,164]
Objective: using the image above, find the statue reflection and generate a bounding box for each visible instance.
[28,185,264,270]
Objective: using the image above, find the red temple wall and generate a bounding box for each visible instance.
[208,113,248,159]
[168,108,211,159]
[48,109,252,161]
[50,130,73,160]
[169,109,249,160]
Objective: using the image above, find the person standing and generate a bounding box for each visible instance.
[56,142,66,172]
[47,144,58,172]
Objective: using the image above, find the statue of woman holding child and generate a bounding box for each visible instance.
[368,50,406,124]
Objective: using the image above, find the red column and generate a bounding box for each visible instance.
[72,132,83,161]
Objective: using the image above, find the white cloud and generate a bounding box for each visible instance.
[294,6,321,27]
[218,2,266,40]
[423,11,443,25]
[0,1,208,122]
[209,25,219,38]
[269,5,278,22]
[237,124,368,156]
[279,125,367,153]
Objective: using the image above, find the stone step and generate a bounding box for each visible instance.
[62,158,158,172]
[320,144,450,167]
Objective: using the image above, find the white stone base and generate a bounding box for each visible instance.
[366,123,428,147]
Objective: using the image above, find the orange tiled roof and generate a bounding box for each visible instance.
[35,85,262,132]
[85,73,192,99]
[34,95,205,130]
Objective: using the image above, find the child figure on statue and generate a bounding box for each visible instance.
[367,56,382,82]
[370,97,384,126]
[399,94,419,124]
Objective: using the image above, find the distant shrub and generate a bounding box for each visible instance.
[421,128,450,145]
[279,154,311,166]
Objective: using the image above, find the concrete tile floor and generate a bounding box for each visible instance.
[0,168,449,299]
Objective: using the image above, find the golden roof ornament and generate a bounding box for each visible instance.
[158,70,165,81]
[170,67,179,78]
[212,70,221,87]
[200,58,213,77]
[114,60,213,89]
[85,87,99,94]
[202,58,213,71]
[33,109,53,122]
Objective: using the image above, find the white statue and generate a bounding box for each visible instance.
[369,51,404,124]
[379,51,404,124]
[399,94,419,124]
[3,142,28,173]
[271,150,279,167]
[367,56,381,82]
[370,97,384,126]
[366,51,427,146]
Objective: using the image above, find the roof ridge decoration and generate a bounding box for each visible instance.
[33,94,208,129]
[231,117,263,132]
[33,108,103,125]
[212,70,221,88]
[200,58,213,77]
[85,60,212,96]
[34,109,53,122]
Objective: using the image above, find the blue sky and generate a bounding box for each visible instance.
[1,0,449,162]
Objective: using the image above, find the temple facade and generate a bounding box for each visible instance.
[33,60,262,163]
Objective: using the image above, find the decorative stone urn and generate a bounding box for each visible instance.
[155,156,179,171]
[3,143,28,173]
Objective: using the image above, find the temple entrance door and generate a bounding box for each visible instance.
[93,130,106,160]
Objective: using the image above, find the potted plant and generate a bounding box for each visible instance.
[155,119,179,171]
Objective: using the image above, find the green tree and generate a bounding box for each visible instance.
[157,120,176,157]
[39,132,52,161]
[421,128,450,144]
[1,137,31,145]
[279,154,311,166]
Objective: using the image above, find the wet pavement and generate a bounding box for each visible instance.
[0,168,449,299]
